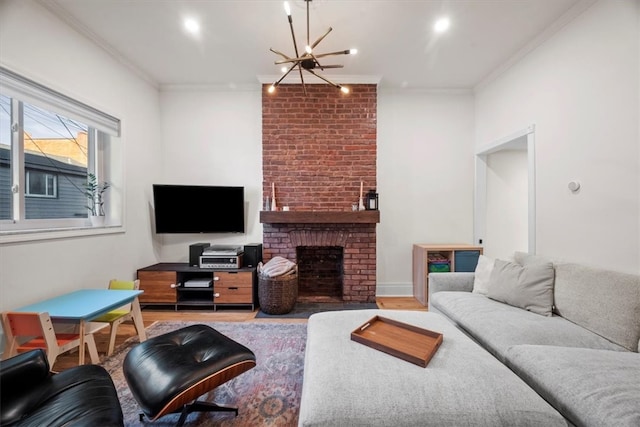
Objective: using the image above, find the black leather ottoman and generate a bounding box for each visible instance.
[123,324,256,426]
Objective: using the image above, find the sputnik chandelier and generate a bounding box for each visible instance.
[268,0,357,95]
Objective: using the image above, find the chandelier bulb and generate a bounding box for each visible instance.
[434,17,450,33]
[340,86,350,94]
[268,85,276,94]
[283,1,291,16]
[349,49,358,55]
[305,45,312,54]
[281,66,288,73]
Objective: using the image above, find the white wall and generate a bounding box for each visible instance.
[154,88,476,295]
[485,149,528,259]
[475,0,639,273]
[0,0,475,305]
[2,0,636,312]
[155,88,263,262]
[377,91,476,295]
[0,0,162,311]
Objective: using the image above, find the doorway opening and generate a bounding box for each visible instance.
[474,125,536,257]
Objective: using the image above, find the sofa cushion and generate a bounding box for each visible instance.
[472,255,494,295]
[505,345,640,427]
[486,259,555,316]
[430,292,628,362]
[554,263,640,352]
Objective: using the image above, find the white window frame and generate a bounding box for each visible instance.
[0,66,123,242]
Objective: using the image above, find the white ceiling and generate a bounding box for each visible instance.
[43,0,593,90]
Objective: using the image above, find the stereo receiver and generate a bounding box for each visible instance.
[199,255,243,269]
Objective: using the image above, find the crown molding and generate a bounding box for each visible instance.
[474,0,598,92]
[160,83,261,92]
[257,74,381,85]
[377,86,473,95]
[36,0,160,90]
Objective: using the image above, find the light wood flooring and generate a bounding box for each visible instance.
[51,297,426,372]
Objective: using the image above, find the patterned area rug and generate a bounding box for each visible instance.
[255,302,378,318]
[100,321,307,426]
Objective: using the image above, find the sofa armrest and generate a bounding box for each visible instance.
[428,272,475,300]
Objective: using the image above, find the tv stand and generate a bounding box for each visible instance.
[136,263,257,311]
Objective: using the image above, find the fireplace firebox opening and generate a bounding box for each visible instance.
[296,246,344,299]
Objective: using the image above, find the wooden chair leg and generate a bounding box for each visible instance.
[107,324,118,356]
[46,347,60,368]
[106,317,127,356]
[85,334,100,364]
[3,339,18,360]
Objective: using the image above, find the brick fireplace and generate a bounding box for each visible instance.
[260,212,379,303]
[261,84,378,303]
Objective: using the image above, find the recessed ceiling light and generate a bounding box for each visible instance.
[184,18,200,35]
[434,17,450,33]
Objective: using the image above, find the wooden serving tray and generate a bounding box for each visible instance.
[350,316,443,367]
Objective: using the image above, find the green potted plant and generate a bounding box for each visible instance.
[84,172,110,226]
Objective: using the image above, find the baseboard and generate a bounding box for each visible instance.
[375,282,413,297]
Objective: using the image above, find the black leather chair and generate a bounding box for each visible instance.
[0,348,123,427]
[123,324,256,426]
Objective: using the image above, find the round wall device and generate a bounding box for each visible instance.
[568,181,581,192]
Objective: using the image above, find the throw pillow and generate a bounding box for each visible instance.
[487,259,555,316]
[472,255,495,295]
[513,251,554,266]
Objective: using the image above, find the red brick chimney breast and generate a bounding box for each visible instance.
[262,84,378,302]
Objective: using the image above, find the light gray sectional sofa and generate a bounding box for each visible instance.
[299,309,569,427]
[429,252,640,427]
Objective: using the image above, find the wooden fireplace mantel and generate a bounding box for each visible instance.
[260,210,380,224]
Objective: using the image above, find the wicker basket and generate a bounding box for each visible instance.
[258,268,298,315]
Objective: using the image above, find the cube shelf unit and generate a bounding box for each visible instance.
[412,244,483,306]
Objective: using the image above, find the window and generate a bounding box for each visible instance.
[26,171,57,198]
[0,66,121,235]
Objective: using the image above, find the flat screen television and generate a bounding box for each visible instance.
[152,184,245,233]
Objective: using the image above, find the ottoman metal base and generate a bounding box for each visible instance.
[143,401,238,426]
